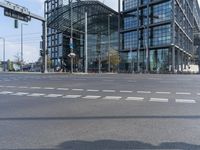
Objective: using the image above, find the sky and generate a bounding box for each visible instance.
[0,0,199,63]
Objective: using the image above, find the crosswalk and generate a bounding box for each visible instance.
[0,85,200,96]
[0,90,198,104]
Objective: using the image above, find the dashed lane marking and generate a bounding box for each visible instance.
[103,96,122,100]
[63,95,82,99]
[125,97,144,101]
[5,86,16,88]
[87,89,99,92]
[137,91,151,94]
[102,90,116,93]
[120,91,132,93]
[45,94,63,98]
[149,98,168,103]
[27,93,45,97]
[30,87,41,89]
[0,91,13,95]
[57,88,69,91]
[156,92,171,94]
[44,87,55,90]
[176,92,191,95]
[82,95,101,99]
[72,89,84,91]
[18,86,28,89]
[11,92,29,96]
[176,99,196,104]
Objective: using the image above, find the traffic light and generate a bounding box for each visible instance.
[40,50,43,56]
[14,19,18,29]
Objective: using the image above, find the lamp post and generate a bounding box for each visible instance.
[108,13,113,72]
[70,0,74,73]
[0,37,5,72]
[21,23,28,72]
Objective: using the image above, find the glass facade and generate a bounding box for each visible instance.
[121,0,200,73]
[46,0,118,72]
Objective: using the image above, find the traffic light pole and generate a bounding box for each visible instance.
[0,0,48,73]
[43,1,48,73]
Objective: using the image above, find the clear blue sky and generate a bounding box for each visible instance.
[0,0,199,63]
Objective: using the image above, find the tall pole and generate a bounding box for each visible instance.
[21,23,27,72]
[43,1,48,73]
[0,37,5,72]
[70,0,74,73]
[118,0,121,72]
[85,12,88,73]
[108,14,111,72]
[144,26,149,73]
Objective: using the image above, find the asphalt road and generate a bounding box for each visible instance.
[0,73,200,150]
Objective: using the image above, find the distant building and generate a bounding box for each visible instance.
[45,0,118,72]
[120,0,200,73]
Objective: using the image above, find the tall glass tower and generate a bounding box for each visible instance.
[120,0,200,73]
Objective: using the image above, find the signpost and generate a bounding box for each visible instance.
[0,0,48,73]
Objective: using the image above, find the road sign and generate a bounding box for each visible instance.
[4,8,31,22]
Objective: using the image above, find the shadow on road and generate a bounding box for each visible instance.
[1,116,200,149]
[2,140,200,150]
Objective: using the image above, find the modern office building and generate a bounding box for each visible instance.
[45,0,118,72]
[120,0,200,73]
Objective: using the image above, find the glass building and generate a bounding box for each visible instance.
[45,0,118,72]
[120,0,200,73]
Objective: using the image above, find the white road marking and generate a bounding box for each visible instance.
[19,86,28,89]
[82,95,101,99]
[30,87,41,89]
[176,99,196,104]
[156,92,171,94]
[197,93,200,96]
[137,91,151,94]
[45,94,63,98]
[44,87,55,90]
[87,89,99,92]
[63,95,81,98]
[72,89,84,91]
[27,93,45,97]
[102,90,116,93]
[0,86,4,87]
[125,97,144,101]
[120,91,132,93]
[0,91,13,95]
[150,98,168,102]
[5,86,16,88]
[57,88,69,91]
[11,92,29,96]
[176,92,191,95]
[103,96,122,100]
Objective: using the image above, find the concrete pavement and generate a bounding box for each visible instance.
[0,73,200,149]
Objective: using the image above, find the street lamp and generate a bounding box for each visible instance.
[70,0,74,73]
[108,13,113,72]
[142,25,149,73]
[21,23,28,72]
[0,37,5,72]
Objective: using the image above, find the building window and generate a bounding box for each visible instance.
[151,24,171,46]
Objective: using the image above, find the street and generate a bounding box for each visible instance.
[0,73,200,149]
